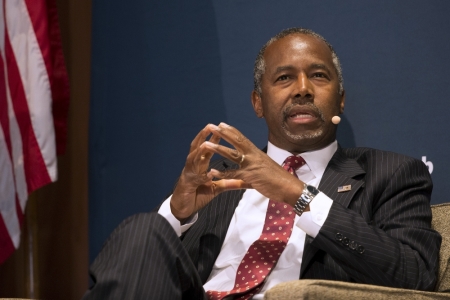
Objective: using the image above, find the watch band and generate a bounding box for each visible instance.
[293,184,320,216]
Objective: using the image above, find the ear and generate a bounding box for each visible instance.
[339,90,345,114]
[251,90,264,118]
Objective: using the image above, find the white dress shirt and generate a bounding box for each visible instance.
[158,141,337,299]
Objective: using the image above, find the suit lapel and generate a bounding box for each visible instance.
[318,147,366,208]
[300,146,366,277]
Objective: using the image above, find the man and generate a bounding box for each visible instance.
[84,28,441,299]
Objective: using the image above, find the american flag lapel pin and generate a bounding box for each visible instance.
[338,185,352,193]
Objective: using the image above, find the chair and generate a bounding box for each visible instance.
[264,203,450,299]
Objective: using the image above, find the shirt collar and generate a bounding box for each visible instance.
[266,140,338,179]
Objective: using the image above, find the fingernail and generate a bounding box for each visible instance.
[204,141,217,147]
[219,122,230,128]
[208,124,219,130]
[209,168,220,177]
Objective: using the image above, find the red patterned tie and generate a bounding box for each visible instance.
[206,155,306,300]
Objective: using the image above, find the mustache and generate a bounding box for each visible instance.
[282,102,325,122]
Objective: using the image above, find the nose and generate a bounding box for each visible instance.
[293,73,314,100]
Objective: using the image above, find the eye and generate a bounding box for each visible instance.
[277,75,290,81]
[312,73,327,78]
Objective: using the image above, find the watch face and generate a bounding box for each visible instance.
[307,185,319,195]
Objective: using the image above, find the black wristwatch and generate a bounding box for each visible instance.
[293,184,320,216]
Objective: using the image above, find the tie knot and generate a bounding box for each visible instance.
[283,155,306,172]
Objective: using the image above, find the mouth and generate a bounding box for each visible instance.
[285,105,321,125]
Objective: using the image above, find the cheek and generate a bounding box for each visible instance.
[263,102,284,121]
[315,94,342,116]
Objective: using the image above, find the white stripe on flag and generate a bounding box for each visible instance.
[0,124,20,248]
[5,0,57,182]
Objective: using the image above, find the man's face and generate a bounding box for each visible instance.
[252,34,345,154]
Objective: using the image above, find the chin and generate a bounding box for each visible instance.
[282,127,325,142]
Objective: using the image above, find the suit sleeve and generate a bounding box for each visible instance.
[311,157,441,291]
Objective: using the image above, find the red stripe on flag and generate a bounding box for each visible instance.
[0,214,15,264]
[25,0,69,155]
[0,49,24,224]
[4,24,51,193]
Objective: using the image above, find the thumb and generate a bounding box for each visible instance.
[208,168,241,180]
[212,179,252,194]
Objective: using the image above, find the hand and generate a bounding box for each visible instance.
[170,124,247,222]
[203,122,305,207]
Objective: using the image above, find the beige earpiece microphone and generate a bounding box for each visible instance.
[331,116,341,125]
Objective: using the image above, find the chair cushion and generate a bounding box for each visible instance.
[264,203,450,299]
[431,203,450,292]
[263,279,450,300]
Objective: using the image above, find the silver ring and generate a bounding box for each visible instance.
[240,154,245,164]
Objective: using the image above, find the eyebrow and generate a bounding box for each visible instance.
[310,63,332,74]
[274,63,333,74]
[274,65,296,74]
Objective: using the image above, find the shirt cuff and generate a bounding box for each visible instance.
[157,195,198,237]
[295,192,333,238]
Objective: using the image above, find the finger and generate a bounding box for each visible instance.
[193,133,221,169]
[200,133,221,162]
[209,132,221,144]
[186,126,219,171]
[189,124,218,153]
[184,148,210,177]
[210,122,253,152]
[202,141,243,164]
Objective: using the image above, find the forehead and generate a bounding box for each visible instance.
[263,34,334,70]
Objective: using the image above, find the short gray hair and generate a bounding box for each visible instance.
[253,28,344,96]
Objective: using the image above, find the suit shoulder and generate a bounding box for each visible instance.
[342,147,416,161]
[341,147,425,169]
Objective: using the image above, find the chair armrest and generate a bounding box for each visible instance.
[263,279,450,300]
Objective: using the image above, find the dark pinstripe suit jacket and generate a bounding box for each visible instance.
[180,146,441,291]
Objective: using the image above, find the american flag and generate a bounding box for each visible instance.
[0,0,69,263]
